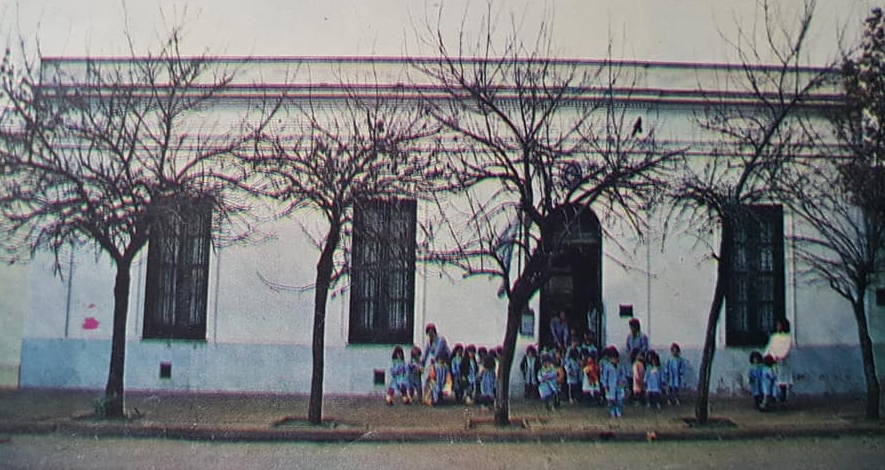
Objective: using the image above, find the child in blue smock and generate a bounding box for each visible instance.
[408,346,423,403]
[644,350,663,409]
[537,354,560,410]
[600,345,628,418]
[461,344,479,405]
[450,344,464,403]
[565,347,582,404]
[665,342,687,405]
[386,346,411,405]
[428,350,453,406]
[759,354,779,411]
[477,354,497,407]
[748,351,764,409]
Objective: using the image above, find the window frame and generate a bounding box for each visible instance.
[348,198,417,345]
[142,196,212,341]
[724,204,786,347]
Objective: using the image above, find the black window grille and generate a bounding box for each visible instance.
[348,198,416,344]
[725,205,785,346]
[142,197,211,340]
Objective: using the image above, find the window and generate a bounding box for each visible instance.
[348,198,416,344]
[725,205,785,346]
[143,196,212,340]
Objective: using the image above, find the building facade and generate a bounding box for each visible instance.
[3,56,882,397]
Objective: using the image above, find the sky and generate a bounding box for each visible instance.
[0,0,877,64]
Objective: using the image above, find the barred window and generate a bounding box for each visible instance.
[142,197,212,340]
[348,198,416,344]
[725,205,785,346]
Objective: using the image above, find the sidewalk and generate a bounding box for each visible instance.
[1,388,883,442]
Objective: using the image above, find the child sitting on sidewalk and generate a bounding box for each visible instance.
[538,354,561,410]
[425,351,454,406]
[386,346,411,405]
[476,354,497,408]
[581,350,601,406]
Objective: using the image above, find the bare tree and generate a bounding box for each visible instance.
[0,30,264,418]
[668,0,831,424]
[787,7,885,420]
[414,4,678,426]
[245,66,441,425]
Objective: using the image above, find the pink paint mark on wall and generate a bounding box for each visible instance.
[87,303,96,309]
[82,317,99,330]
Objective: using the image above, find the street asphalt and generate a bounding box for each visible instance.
[1,388,883,442]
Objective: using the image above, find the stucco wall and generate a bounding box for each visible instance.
[14,221,871,394]
[0,264,27,387]
[9,180,875,397]
[19,337,866,397]
[5,55,880,397]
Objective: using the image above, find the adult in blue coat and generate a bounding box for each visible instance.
[549,311,570,351]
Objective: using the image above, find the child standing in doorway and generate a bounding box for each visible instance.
[581,331,599,358]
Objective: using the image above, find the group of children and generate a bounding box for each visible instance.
[519,333,688,418]
[385,343,502,407]
[747,319,794,412]
[386,333,688,420]
[387,323,799,416]
[747,351,786,411]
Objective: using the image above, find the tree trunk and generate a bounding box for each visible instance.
[493,299,525,426]
[104,260,132,418]
[852,296,881,420]
[493,251,544,426]
[695,225,731,424]
[308,221,341,425]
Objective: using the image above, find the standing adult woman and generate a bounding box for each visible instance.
[764,318,793,402]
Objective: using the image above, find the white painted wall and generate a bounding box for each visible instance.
[0,263,27,387]
[13,184,871,397]
[0,0,880,409]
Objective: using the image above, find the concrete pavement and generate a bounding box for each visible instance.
[1,389,883,442]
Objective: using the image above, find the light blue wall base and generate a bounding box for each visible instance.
[20,337,870,396]
[20,339,110,388]
[20,338,397,394]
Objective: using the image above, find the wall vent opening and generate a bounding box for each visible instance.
[159,362,172,379]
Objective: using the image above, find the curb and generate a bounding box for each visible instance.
[3,420,885,443]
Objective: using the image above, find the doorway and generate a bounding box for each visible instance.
[539,205,603,351]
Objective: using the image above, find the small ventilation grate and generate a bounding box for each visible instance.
[159,362,172,379]
[373,369,385,385]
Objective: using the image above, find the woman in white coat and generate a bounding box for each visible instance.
[764,318,792,402]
